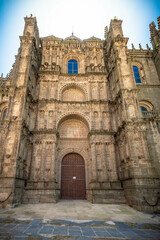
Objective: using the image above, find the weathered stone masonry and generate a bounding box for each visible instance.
[0,15,160,213]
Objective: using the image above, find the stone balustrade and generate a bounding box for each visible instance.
[142,111,160,118]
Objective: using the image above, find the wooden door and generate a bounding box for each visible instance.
[61,153,86,199]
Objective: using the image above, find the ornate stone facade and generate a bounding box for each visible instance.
[0,15,160,213]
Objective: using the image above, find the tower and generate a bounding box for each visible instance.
[105,19,160,212]
[0,15,41,206]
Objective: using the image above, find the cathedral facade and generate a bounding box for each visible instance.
[0,16,160,213]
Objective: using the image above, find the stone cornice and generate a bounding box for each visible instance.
[31,129,57,135]
[89,130,115,135]
[38,71,107,76]
[128,49,153,58]
[31,99,109,104]
[41,35,63,41]
[41,35,104,44]
[19,36,35,42]
[38,78,107,83]
[113,37,129,45]
[136,84,160,88]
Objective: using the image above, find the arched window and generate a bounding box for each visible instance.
[2,108,7,120]
[140,106,149,117]
[140,106,148,112]
[132,65,141,83]
[139,101,154,118]
[139,100,153,112]
[68,60,78,74]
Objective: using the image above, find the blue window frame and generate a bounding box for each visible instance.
[68,60,78,74]
[132,65,141,83]
[140,106,148,112]
[2,108,7,120]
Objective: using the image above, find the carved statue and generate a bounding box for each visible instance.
[44,62,49,70]
[51,62,56,70]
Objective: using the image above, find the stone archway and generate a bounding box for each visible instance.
[61,153,86,199]
[57,114,90,200]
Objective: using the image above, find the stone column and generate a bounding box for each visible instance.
[57,56,59,65]
[50,141,56,182]
[99,105,103,130]
[96,82,99,100]
[97,82,100,100]
[108,142,118,181]
[26,142,33,180]
[31,143,36,181]
[88,82,92,101]
[42,55,45,65]
[32,141,42,181]
[91,143,98,181]
[102,143,108,181]
[40,142,45,181]
[49,47,52,65]
[103,82,108,100]
[54,81,58,99]
[47,81,51,100]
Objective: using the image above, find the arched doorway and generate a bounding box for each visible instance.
[61,153,86,199]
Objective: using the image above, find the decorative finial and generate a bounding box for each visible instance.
[72,26,74,36]
[131,43,135,50]
[30,14,33,17]
[139,43,142,50]
[104,26,108,38]
[146,44,151,50]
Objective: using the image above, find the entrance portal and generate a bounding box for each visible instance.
[61,153,86,199]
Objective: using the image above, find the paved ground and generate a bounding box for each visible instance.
[0,200,160,239]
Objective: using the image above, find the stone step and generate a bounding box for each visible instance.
[92,189,126,204]
[22,189,58,204]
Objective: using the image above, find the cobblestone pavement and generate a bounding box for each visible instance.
[0,218,160,240]
[0,202,160,240]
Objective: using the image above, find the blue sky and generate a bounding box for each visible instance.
[0,0,160,76]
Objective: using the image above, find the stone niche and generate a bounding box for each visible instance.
[59,118,88,139]
[61,86,86,102]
